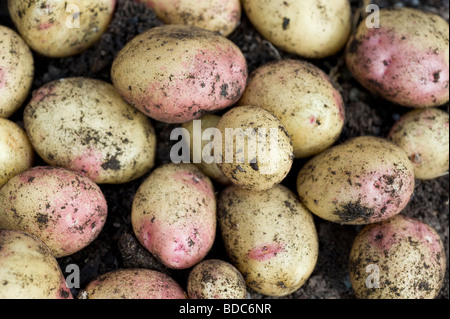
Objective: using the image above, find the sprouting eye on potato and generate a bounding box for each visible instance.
[0,26,34,118]
[23,77,157,184]
[388,108,449,180]
[7,0,116,58]
[297,136,415,225]
[0,230,73,299]
[0,166,108,258]
[349,214,447,299]
[346,7,449,108]
[111,24,248,124]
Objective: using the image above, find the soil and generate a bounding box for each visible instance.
[0,0,448,299]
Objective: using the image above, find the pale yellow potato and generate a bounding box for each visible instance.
[218,184,319,297]
[182,114,230,184]
[23,77,157,184]
[388,108,449,180]
[239,59,345,158]
[8,0,115,58]
[0,118,34,188]
[0,26,34,118]
[241,0,351,59]
[0,230,72,299]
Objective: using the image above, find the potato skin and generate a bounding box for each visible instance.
[388,108,449,180]
[24,77,156,184]
[7,0,115,58]
[241,0,351,59]
[349,215,447,299]
[346,7,449,108]
[0,166,108,258]
[111,25,248,124]
[81,269,187,299]
[297,136,415,225]
[0,118,34,188]
[239,59,345,158]
[187,259,247,299]
[131,163,216,269]
[0,230,73,299]
[218,185,319,297]
[0,26,34,118]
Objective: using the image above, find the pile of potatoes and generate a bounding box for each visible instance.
[0,0,448,300]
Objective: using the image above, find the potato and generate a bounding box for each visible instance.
[0,166,108,258]
[238,59,345,158]
[7,0,115,58]
[0,26,34,118]
[241,0,351,59]
[213,106,294,191]
[346,7,449,108]
[388,108,449,180]
[131,163,216,269]
[181,114,230,184]
[218,184,319,297]
[187,259,247,299]
[23,77,156,184]
[0,230,72,299]
[139,0,241,37]
[297,136,415,225]
[0,118,34,188]
[349,214,447,299]
[111,24,248,124]
[80,269,187,299]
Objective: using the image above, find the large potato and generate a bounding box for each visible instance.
[8,0,115,58]
[239,59,345,158]
[111,25,248,124]
[0,26,34,118]
[0,230,72,299]
[297,136,415,225]
[349,214,447,299]
[388,108,449,180]
[24,77,156,184]
[131,163,217,269]
[0,118,34,188]
[0,166,108,258]
[241,0,351,59]
[218,184,319,297]
[346,7,449,108]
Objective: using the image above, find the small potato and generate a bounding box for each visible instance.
[0,118,34,188]
[346,7,449,108]
[0,26,34,118]
[131,163,217,269]
[0,230,72,299]
[80,269,187,299]
[0,166,108,258]
[24,77,157,184]
[349,214,447,299]
[213,106,294,191]
[181,114,230,184]
[111,25,248,124]
[139,0,241,37]
[239,59,345,158]
[187,259,247,299]
[297,136,415,225]
[388,108,449,180]
[8,0,116,58]
[241,0,352,59]
[218,184,319,297]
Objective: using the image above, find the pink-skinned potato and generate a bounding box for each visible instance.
[0,166,108,258]
[0,230,73,299]
[111,24,248,124]
[131,163,217,269]
[346,7,449,108]
[80,269,187,299]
